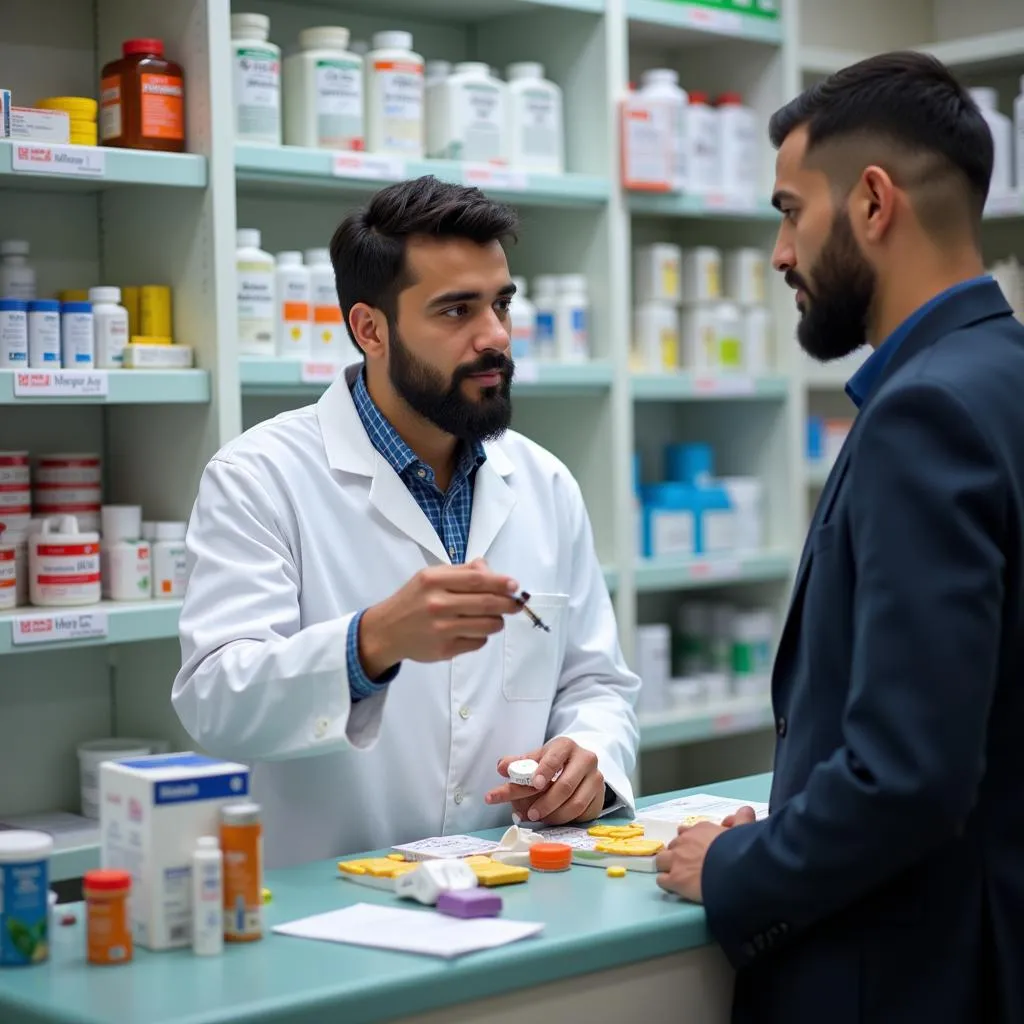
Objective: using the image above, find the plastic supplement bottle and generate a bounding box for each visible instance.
[0,299,28,367]
[274,251,311,358]
[971,87,1012,196]
[89,287,129,369]
[365,31,425,158]
[716,93,758,201]
[639,68,687,192]
[152,521,187,599]
[505,62,563,173]
[555,274,589,362]
[27,300,60,368]
[0,240,37,300]
[284,26,364,152]
[431,62,505,163]
[532,275,559,361]
[61,301,95,368]
[509,276,536,361]
[236,229,276,357]
[191,837,224,957]
[305,248,344,361]
[100,504,151,602]
[425,61,452,157]
[686,91,719,196]
[231,13,281,145]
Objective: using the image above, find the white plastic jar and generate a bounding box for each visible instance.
[743,306,771,373]
[634,244,682,304]
[61,301,95,368]
[509,276,536,361]
[27,300,60,368]
[555,274,589,362]
[152,521,187,599]
[724,248,766,306]
[714,300,744,370]
[236,229,276,357]
[716,93,759,201]
[0,299,28,367]
[0,240,37,301]
[34,453,101,486]
[365,31,425,157]
[305,248,344,362]
[639,68,687,191]
[275,251,311,358]
[681,246,721,303]
[505,62,563,173]
[532,275,559,360]
[681,304,718,372]
[284,26,363,151]
[29,515,101,607]
[685,91,719,195]
[231,13,281,145]
[634,300,679,372]
[0,536,15,610]
[970,87,1012,196]
[425,60,452,156]
[429,61,505,163]
[100,504,151,602]
[89,287,129,369]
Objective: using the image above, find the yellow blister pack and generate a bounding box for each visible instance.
[338,857,420,879]
[587,824,646,839]
[593,837,664,856]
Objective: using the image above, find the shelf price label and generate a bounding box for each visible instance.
[331,152,406,181]
[685,6,744,33]
[704,191,758,213]
[513,360,540,384]
[11,144,105,178]
[13,370,109,398]
[11,611,109,646]
[692,374,755,396]
[689,557,741,582]
[300,362,340,386]
[462,164,529,192]
[713,707,770,735]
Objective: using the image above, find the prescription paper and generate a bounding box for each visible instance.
[636,793,770,825]
[392,835,501,860]
[273,903,544,959]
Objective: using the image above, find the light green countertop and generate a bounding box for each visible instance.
[0,773,771,1024]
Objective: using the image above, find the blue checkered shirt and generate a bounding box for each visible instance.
[346,370,487,700]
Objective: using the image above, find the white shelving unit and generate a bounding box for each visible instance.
[4,0,1023,839]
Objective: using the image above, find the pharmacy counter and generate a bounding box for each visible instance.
[0,774,771,1024]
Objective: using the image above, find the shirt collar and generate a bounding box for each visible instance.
[845,275,993,408]
[350,369,486,484]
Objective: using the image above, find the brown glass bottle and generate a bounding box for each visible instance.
[100,39,186,152]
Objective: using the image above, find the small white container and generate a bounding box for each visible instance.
[365,30,425,158]
[141,521,156,542]
[724,248,766,306]
[34,483,103,510]
[60,301,95,368]
[236,229,276,358]
[0,539,15,610]
[634,300,679,372]
[152,521,187,599]
[191,836,224,957]
[100,505,151,602]
[89,287,129,369]
[77,737,154,819]
[27,300,60,368]
[639,68,687,191]
[971,87,1012,196]
[274,251,311,358]
[685,91,719,195]
[532,275,559,360]
[231,12,281,145]
[29,515,101,608]
[634,623,671,715]
[0,240,37,301]
[731,609,774,699]
[743,306,771,373]
[635,243,682,304]
[505,62,563,173]
[425,61,452,156]
[509,276,536,361]
[1014,75,1024,192]
[429,61,505,163]
[305,248,344,361]
[718,477,764,552]
[0,299,28,367]
[284,26,364,151]
[555,274,589,362]
[716,92,759,200]
[34,453,101,486]
[681,304,718,372]
[714,300,744,370]
[681,247,721,303]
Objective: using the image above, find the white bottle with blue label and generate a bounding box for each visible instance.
[556,274,589,362]
[191,836,224,956]
[532,274,558,360]
[0,299,28,367]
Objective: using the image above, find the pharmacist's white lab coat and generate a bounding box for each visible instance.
[172,365,640,868]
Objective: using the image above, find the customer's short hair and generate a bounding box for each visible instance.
[329,176,519,349]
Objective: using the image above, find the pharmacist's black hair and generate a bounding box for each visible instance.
[769,51,992,234]
[329,175,519,355]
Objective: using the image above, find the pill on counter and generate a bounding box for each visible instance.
[262,887,272,904]
[606,866,626,878]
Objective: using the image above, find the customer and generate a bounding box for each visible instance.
[654,52,1024,1022]
[172,177,639,867]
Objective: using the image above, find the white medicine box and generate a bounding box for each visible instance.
[100,752,250,951]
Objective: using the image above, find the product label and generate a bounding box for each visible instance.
[462,164,528,191]
[237,267,274,355]
[331,151,405,181]
[621,100,672,192]
[689,557,742,582]
[140,74,184,141]
[570,307,588,357]
[0,859,49,965]
[11,144,105,178]
[100,76,121,140]
[659,327,679,370]
[300,362,339,385]
[373,60,423,154]
[315,59,363,149]
[235,47,280,139]
[11,610,108,646]
[0,310,28,365]
[449,82,502,162]
[156,544,187,597]
[651,510,695,557]
[692,374,755,396]
[12,370,108,398]
[97,316,128,368]
[516,87,560,161]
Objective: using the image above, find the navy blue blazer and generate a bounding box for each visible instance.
[702,280,1024,1023]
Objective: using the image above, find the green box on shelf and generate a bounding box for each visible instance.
[661,0,780,20]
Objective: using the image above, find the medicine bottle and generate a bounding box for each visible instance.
[509,276,536,362]
[716,93,758,201]
[84,869,133,966]
[365,31,425,157]
[555,274,589,362]
[191,836,224,957]
[685,91,719,195]
[0,299,29,367]
[61,301,95,368]
[27,300,61,369]
[100,504,151,602]
[274,252,311,358]
[236,229,276,357]
[305,248,344,361]
[639,68,687,191]
[152,521,187,599]
[506,62,564,174]
[29,515,101,607]
[89,287,129,369]
[0,240,37,301]
[284,26,363,151]
[220,801,264,942]
[532,275,558,361]
[429,62,505,163]
[100,39,185,152]
[231,13,281,145]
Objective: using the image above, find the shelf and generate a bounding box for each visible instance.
[235,145,609,209]
[631,371,789,401]
[634,549,793,593]
[0,600,182,655]
[806,460,831,488]
[0,141,206,192]
[627,192,778,221]
[271,0,604,17]
[627,0,783,46]
[0,369,210,405]
[638,694,774,752]
[239,358,614,397]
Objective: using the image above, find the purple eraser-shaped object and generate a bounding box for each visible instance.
[436,888,503,918]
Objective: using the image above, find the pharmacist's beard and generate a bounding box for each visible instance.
[388,325,514,443]
[793,210,875,362]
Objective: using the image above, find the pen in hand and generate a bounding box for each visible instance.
[514,591,550,632]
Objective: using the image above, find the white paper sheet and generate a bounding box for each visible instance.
[392,835,501,860]
[273,903,544,959]
[637,793,770,824]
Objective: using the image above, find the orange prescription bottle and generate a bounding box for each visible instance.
[220,801,263,942]
[83,869,132,965]
[100,39,185,152]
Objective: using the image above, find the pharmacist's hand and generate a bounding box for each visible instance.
[357,560,523,677]
[485,738,605,825]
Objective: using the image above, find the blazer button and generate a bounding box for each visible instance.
[776,716,787,737]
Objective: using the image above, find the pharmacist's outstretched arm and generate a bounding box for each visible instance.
[172,457,384,762]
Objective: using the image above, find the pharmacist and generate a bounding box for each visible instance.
[172,177,639,867]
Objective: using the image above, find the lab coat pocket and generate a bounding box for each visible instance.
[502,593,569,702]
